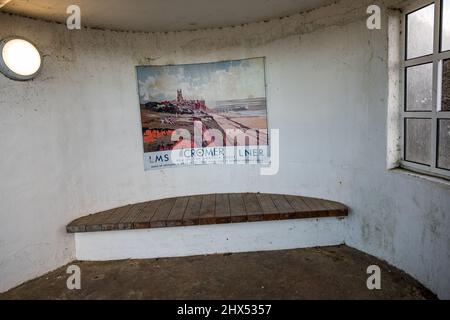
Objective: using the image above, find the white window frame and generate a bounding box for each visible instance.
[401,0,450,179]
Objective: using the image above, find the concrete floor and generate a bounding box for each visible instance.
[0,245,436,300]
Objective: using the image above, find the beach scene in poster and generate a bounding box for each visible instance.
[137,58,269,169]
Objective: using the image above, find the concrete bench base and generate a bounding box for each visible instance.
[75,217,346,261]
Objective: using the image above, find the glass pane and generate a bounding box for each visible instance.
[406,63,433,111]
[407,4,434,59]
[442,59,450,111]
[405,118,432,165]
[438,120,450,170]
[443,0,450,51]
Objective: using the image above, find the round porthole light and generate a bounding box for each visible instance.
[0,37,42,81]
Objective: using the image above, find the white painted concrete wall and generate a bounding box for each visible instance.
[0,0,449,298]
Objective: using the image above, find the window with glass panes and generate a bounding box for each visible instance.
[402,0,450,178]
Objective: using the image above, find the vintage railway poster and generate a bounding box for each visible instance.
[137,58,269,170]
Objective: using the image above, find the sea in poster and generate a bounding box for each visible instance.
[136,58,269,170]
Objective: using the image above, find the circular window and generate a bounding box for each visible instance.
[0,37,42,81]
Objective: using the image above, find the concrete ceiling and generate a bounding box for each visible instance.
[0,0,334,32]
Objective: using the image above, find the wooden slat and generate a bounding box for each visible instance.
[320,199,348,216]
[229,193,247,223]
[101,205,133,231]
[215,194,231,224]
[84,208,118,232]
[66,214,97,233]
[270,194,294,216]
[285,195,310,212]
[256,193,279,221]
[302,197,329,212]
[284,195,316,219]
[167,197,189,227]
[322,199,348,211]
[199,194,216,225]
[119,202,150,229]
[133,199,162,229]
[183,195,203,226]
[243,193,263,222]
[301,197,342,219]
[150,198,177,228]
[66,194,349,233]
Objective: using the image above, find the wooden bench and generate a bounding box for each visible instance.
[66,193,348,233]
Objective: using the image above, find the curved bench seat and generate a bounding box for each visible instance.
[67,193,348,233]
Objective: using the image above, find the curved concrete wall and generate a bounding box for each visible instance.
[0,0,449,298]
